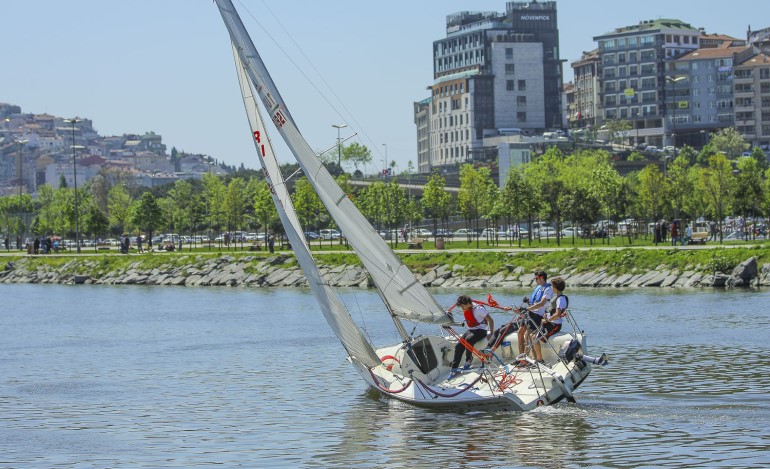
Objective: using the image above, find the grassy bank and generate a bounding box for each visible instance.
[2,245,768,279]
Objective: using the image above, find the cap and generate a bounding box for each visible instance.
[534,270,547,279]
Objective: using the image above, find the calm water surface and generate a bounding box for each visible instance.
[2,284,769,468]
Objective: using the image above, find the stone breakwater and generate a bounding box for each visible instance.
[2,255,769,289]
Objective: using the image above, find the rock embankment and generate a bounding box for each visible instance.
[2,255,769,289]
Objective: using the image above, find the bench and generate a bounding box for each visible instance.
[407,237,425,249]
[689,231,708,244]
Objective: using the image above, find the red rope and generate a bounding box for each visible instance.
[443,326,489,363]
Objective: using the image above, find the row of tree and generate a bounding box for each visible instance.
[2,128,769,247]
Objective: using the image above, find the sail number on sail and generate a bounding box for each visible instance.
[271,109,288,128]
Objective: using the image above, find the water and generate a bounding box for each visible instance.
[2,284,769,468]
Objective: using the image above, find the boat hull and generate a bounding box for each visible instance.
[351,331,592,411]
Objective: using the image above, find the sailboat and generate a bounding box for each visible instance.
[215,0,604,411]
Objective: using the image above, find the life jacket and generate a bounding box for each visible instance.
[530,283,551,304]
[463,305,487,328]
[545,294,569,323]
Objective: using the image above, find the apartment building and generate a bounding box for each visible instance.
[593,19,702,147]
[417,1,562,172]
[664,45,755,148]
[569,49,600,129]
[733,52,770,149]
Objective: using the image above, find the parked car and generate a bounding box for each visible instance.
[480,228,502,239]
[434,229,454,238]
[304,231,320,240]
[319,229,341,240]
[561,227,579,238]
[537,227,558,238]
[453,228,479,239]
[410,228,433,239]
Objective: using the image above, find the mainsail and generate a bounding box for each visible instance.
[232,46,380,368]
[216,0,451,325]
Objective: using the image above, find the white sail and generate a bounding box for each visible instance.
[216,0,451,325]
[232,46,380,369]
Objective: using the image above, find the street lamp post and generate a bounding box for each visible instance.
[64,118,82,253]
[382,143,387,178]
[666,76,686,148]
[332,124,347,174]
[16,139,28,249]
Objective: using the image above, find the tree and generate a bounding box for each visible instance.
[36,184,64,235]
[697,153,736,243]
[167,179,194,235]
[605,119,632,146]
[224,178,249,239]
[107,184,133,235]
[524,147,565,244]
[733,156,764,238]
[500,165,535,247]
[253,180,278,239]
[421,171,451,236]
[291,177,323,233]
[696,143,719,167]
[202,173,226,237]
[666,155,694,221]
[341,142,372,175]
[458,164,494,246]
[678,145,698,166]
[635,164,668,224]
[750,146,769,172]
[84,204,110,243]
[357,181,388,236]
[384,178,408,242]
[132,192,163,242]
[710,127,749,160]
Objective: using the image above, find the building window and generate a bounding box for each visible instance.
[518,80,526,91]
[505,63,515,75]
[507,80,515,91]
[517,95,527,106]
[506,48,513,59]
[517,112,527,122]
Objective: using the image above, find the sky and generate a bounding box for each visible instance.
[2,1,767,174]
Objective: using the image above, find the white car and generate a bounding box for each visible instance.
[410,229,433,239]
[537,227,558,238]
[561,227,579,238]
[453,228,478,238]
[319,229,341,240]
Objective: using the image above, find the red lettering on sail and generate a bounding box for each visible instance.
[261,144,265,157]
[272,109,287,128]
[253,130,261,143]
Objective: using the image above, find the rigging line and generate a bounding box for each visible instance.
[283,167,302,183]
[243,0,384,159]
[237,0,349,125]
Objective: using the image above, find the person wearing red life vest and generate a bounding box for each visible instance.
[449,295,494,373]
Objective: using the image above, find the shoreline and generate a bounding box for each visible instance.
[2,250,768,289]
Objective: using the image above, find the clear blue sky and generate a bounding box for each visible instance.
[2,1,765,174]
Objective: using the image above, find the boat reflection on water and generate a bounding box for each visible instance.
[318,392,596,468]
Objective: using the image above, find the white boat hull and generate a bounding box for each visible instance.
[351,331,592,411]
